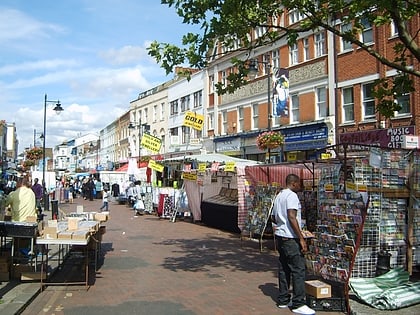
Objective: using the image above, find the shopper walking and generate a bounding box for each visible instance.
[99,188,110,212]
[271,173,315,315]
[31,178,43,211]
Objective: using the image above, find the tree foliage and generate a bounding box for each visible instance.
[148,0,420,117]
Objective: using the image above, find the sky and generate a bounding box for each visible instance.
[0,0,194,152]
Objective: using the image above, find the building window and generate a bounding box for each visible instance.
[360,17,373,44]
[170,100,178,115]
[395,93,410,115]
[315,32,325,57]
[272,49,280,69]
[303,37,310,61]
[209,75,215,93]
[255,26,267,39]
[181,126,189,144]
[390,21,399,37]
[288,9,304,24]
[221,70,227,88]
[362,83,375,119]
[317,87,327,118]
[180,96,190,112]
[153,105,157,122]
[252,103,259,129]
[160,102,165,121]
[208,113,214,130]
[289,43,298,65]
[222,111,228,134]
[291,94,299,123]
[342,87,354,122]
[238,106,244,131]
[193,90,202,108]
[341,22,353,51]
[144,108,148,122]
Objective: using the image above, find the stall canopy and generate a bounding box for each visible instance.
[164,153,260,166]
[165,153,259,223]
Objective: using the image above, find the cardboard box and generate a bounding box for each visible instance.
[58,231,73,239]
[21,271,46,281]
[94,213,108,222]
[72,230,89,240]
[67,217,81,230]
[305,280,331,298]
[0,271,9,282]
[0,262,9,273]
[11,264,33,279]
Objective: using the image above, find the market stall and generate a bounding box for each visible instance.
[164,153,259,232]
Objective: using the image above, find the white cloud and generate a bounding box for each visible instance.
[99,45,147,66]
[0,8,65,42]
[0,59,80,76]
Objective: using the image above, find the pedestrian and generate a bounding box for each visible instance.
[31,178,43,211]
[99,188,110,212]
[6,176,37,222]
[271,173,315,315]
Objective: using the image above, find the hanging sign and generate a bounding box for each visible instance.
[183,111,204,130]
[141,134,162,153]
[148,159,164,172]
[182,172,197,181]
[224,161,236,172]
[198,163,207,172]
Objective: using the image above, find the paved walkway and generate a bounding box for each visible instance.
[1,196,419,314]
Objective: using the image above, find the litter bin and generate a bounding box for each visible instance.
[51,200,59,220]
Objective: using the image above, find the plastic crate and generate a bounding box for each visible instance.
[306,295,347,312]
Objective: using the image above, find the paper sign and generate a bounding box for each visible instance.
[224,162,236,172]
[183,111,204,130]
[141,133,162,153]
[182,172,197,181]
[148,159,164,172]
[198,163,207,172]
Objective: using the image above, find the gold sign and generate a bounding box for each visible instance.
[182,172,197,181]
[141,133,162,153]
[148,159,164,172]
[224,161,236,172]
[183,111,204,131]
[198,163,207,172]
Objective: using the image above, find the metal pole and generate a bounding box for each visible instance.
[42,94,47,211]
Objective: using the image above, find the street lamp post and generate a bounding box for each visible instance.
[42,93,63,211]
[248,54,272,162]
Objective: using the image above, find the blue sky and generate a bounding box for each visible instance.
[0,0,194,152]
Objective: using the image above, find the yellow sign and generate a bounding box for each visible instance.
[183,111,204,131]
[321,153,332,159]
[148,159,164,172]
[198,163,207,172]
[224,161,236,172]
[287,152,297,161]
[182,172,197,181]
[141,134,162,153]
[324,183,334,192]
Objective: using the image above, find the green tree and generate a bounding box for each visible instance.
[148,0,420,117]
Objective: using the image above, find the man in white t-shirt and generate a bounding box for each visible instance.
[271,174,315,315]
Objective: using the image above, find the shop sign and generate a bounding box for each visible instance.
[401,135,419,149]
[282,123,328,151]
[339,126,414,149]
[215,137,241,152]
[287,152,297,161]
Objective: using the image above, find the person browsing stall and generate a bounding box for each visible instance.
[271,174,315,315]
[6,177,37,222]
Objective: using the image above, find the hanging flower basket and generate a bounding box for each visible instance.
[256,131,284,150]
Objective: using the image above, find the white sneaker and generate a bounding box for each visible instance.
[292,305,316,315]
[277,301,292,308]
